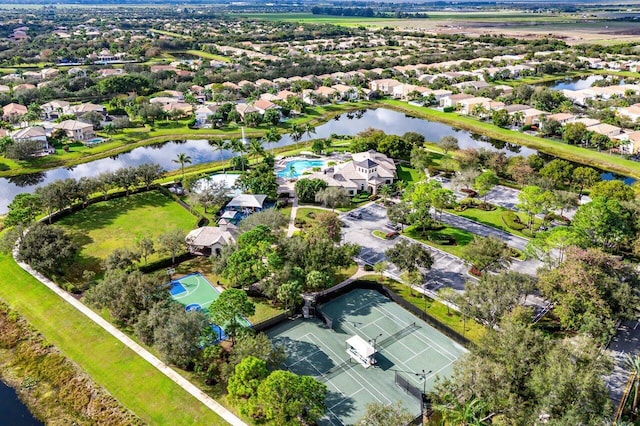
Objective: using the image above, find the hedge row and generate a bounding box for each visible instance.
[501,211,526,231]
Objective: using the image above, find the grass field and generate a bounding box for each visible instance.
[381,100,640,180]
[403,224,475,258]
[0,252,226,425]
[446,207,539,239]
[56,191,198,282]
[180,50,231,63]
[396,164,421,184]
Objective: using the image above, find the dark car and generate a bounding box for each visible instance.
[384,222,399,230]
[348,211,363,220]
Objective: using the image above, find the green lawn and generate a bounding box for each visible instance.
[396,164,421,184]
[57,191,198,283]
[360,275,485,345]
[182,50,231,63]
[403,224,475,258]
[0,253,226,425]
[445,207,539,239]
[381,100,640,180]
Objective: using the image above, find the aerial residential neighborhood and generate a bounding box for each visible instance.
[0,2,639,426]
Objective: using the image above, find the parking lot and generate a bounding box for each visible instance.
[340,204,468,292]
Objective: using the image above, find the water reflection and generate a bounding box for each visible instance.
[0,108,631,213]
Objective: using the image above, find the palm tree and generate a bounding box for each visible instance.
[173,152,192,181]
[226,138,247,171]
[247,138,265,161]
[304,123,316,140]
[263,128,281,154]
[626,354,640,415]
[290,123,303,148]
[209,138,227,161]
[512,111,525,128]
[378,184,393,205]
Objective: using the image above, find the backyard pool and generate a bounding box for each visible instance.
[277,159,326,178]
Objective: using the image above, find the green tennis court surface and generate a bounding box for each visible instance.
[266,288,467,426]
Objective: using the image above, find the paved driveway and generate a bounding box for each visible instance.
[340,204,468,292]
[437,211,530,252]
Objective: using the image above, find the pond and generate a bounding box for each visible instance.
[548,75,605,91]
[0,380,42,426]
[0,108,632,213]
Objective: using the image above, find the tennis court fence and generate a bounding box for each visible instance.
[395,371,423,402]
[316,309,334,330]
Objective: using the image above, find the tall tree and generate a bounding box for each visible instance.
[385,239,433,273]
[254,370,327,426]
[461,236,512,275]
[462,271,536,327]
[315,187,349,211]
[437,135,459,156]
[537,247,638,343]
[516,185,554,233]
[571,197,636,252]
[209,289,255,343]
[157,228,186,265]
[356,402,414,426]
[17,223,77,276]
[173,152,192,182]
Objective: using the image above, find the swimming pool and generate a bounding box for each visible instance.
[277,159,326,178]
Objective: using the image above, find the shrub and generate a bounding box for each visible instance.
[443,106,455,113]
[501,211,526,231]
[460,188,477,197]
[306,211,316,219]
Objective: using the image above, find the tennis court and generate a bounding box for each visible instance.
[266,288,467,426]
[169,272,251,329]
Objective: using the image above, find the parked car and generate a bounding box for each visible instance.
[384,222,399,231]
[348,211,363,219]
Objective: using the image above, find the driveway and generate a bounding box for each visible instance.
[437,210,529,252]
[605,319,640,412]
[340,204,469,292]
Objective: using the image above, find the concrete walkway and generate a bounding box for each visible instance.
[286,196,299,237]
[13,251,246,426]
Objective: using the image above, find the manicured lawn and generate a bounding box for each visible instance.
[183,50,231,63]
[57,191,199,282]
[360,275,485,345]
[396,164,421,184]
[445,207,538,239]
[403,224,475,258]
[295,206,337,225]
[381,99,640,180]
[0,253,226,425]
[333,262,358,285]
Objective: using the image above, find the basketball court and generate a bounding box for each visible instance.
[169,273,251,341]
[266,288,467,426]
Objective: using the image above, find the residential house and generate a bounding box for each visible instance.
[259,93,280,102]
[41,100,71,120]
[618,103,640,123]
[13,83,36,92]
[332,84,358,101]
[54,120,95,142]
[162,102,193,116]
[253,99,280,115]
[276,90,296,101]
[67,102,105,117]
[222,81,240,90]
[41,68,59,80]
[440,93,474,108]
[2,103,27,119]
[149,96,179,106]
[458,97,493,115]
[195,104,219,123]
[235,103,259,119]
[95,68,125,78]
[586,123,622,138]
[185,223,238,257]
[453,80,491,91]
[544,112,576,126]
[0,85,10,93]
[619,131,640,155]
[305,150,396,196]
[430,89,453,102]
[520,108,547,126]
[368,79,402,95]
[573,118,601,127]
[11,126,48,152]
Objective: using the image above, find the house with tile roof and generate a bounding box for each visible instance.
[305,150,396,196]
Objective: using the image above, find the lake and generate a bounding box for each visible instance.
[548,75,605,91]
[0,108,631,213]
[0,380,42,426]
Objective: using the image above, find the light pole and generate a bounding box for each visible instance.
[415,369,432,422]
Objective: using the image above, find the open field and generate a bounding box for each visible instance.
[0,252,226,425]
[403,224,475,258]
[56,191,198,282]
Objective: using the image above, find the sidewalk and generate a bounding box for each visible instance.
[13,252,246,426]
